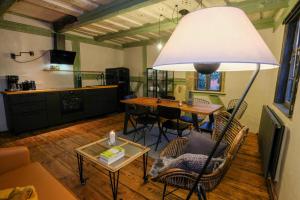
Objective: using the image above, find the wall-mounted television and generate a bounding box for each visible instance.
[50,50,76,65]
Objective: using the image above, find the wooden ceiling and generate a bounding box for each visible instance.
[1,0,290,48]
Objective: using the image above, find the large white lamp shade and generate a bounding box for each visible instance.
[153,7,279,72]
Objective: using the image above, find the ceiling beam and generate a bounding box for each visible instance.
[122,17,275,48]
[228,0,288,14]
[122,36,169,48]
[94,19,176,42]
[54,0,164,33]
[0,20,122,49]
[0,0,17,16]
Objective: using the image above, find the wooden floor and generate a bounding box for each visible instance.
[0,113,269,200]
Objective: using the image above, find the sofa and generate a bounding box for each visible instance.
[0,146,78,200]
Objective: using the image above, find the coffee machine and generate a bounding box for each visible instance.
[6,75,19,91]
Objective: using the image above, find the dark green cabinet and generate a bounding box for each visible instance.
[3,87,118,134]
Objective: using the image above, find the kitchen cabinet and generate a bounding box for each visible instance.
[2,86,118,134]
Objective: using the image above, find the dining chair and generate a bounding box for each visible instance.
[180,98,210,126]
[155,105,189,151]
[152,111,249,200]
[226,99,248,120]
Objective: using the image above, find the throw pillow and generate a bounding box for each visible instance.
[0,185,38,200]
[149,154,224,178]
[183,131,228,158]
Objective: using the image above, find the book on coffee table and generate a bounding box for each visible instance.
[99,146,125,164]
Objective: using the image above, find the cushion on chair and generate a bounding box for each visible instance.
[183,131,227,158]
[149,154,224,178]
[180,115,203,123]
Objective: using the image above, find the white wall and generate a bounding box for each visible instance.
[80,42,124,86]
[218,27,285,132]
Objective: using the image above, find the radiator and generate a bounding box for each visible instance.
[258,105,285,180]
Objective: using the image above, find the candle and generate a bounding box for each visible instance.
[179,100,182,107]
[109,130,116,145]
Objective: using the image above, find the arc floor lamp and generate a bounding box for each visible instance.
[153,7,279,200]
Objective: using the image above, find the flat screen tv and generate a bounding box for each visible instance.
[50,50,76,65]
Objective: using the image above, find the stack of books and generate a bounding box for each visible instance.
[99,146,125,164]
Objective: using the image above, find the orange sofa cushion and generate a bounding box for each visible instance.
[0,162,77,200]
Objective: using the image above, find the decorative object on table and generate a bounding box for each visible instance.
[178,100,183,107]
[152,6,278,200]
[99,146,125,165]
[108,130,116,145]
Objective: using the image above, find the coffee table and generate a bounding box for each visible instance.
[75,137,150,200]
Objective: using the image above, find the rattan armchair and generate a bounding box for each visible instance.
[152,112,249,199]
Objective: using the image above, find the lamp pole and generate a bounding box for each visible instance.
[186,64,261,200]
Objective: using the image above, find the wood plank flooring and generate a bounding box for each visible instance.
[0,113,270,200]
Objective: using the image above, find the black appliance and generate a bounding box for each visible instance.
[50,50,76,65]
[105,67,130,111]
[6,75,19,91]
[61,91,84,114]
[20,80,36,90]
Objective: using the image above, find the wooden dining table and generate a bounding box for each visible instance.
[121,97,223,134]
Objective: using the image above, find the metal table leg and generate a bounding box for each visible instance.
[76,153,86,185]
[192,113,200,131]
[143,153,148,183]
[109,171,120,200]
[123,105,130,135]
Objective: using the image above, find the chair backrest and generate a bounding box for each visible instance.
[201,111,249,191]
[227,99,248,120]
[157,105,181,120]
[212,111,244,154]
[193,98,210,105]
[124,94,137,99]
[160,95,176,100]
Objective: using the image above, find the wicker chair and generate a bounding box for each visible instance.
[152,112,249,199]
[227,99,248,120]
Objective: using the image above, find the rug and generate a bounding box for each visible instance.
[117,125,190,159]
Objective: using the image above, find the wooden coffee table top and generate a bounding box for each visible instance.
[121,97,223,115]
[75,137,150,172]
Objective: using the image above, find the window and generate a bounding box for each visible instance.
[196,72,223,92]
[275,16,300,117]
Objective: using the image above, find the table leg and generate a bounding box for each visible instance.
[76,153,86,185]
[123,105,130,135]
[109,171,120,200]
[143,153,149,183]
[209,114,214,123]
[192,113,199,131]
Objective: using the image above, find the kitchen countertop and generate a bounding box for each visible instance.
[0,85,118,95]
